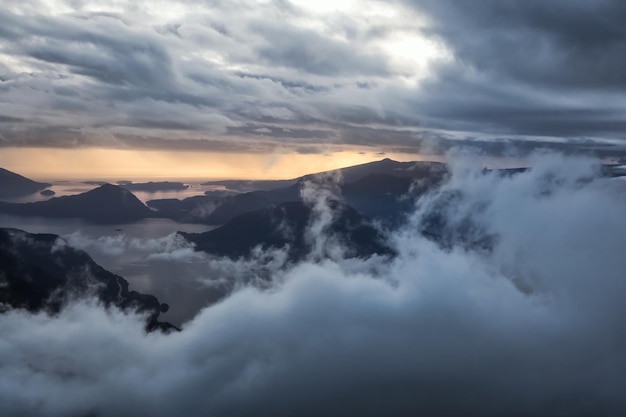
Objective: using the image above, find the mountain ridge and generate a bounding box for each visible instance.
[0,167,52,199]
[200,158,446,191]
[180,200,394,261]
[150,159,448,225]
[0,228,177,332]
[0,183,153,223]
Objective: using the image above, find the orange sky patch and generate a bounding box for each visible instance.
[0,147,442,181]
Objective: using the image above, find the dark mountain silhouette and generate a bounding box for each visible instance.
[306,157,446,184]
[201,178,297,192]
[146,198,192,218]
[146,191,244,223]
[180,201,393,261]
[341,173,415,222]
[203,192,280,224]
[0,184,153,223]
[200,158,446,191]
[0,167,51,199]
[416,189,491,250]
[120,181,189,192]
[148,189,291,224]
[0,228,177,332]
[151,159,448,226]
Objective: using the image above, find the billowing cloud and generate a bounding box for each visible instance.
[1,0,624,155]
[63,231,203,261]
[3,153,626,415]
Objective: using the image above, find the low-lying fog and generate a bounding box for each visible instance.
[0,215,215,325]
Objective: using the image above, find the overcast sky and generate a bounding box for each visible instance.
[1,0,625,156]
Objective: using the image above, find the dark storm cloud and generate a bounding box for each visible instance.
[112,134,278,153]
[228,124,335,140]
[251,22,391,76]
[0,0,625,154]
[0,115,23,123]
[232,72,331,93]
[0,11,174,88]
[407,0,626,89]
[337,124,626,158]
[403,0,626,140]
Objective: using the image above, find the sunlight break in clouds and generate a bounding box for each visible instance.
[0,147,442,181]
[2,153,626,416]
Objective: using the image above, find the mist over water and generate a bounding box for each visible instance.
[0,215,213,325]
[3,153,626,416]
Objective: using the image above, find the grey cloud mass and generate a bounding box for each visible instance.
[404,0,626,139]
[0,0,625,154]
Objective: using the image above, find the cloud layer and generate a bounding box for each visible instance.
[1,0,625,155]
[3,153,626,416]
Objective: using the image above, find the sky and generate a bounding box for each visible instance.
[1,0,626,178]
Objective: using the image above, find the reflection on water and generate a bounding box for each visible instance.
[0,214,221,327]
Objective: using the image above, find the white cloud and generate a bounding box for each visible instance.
[64,231,203,262]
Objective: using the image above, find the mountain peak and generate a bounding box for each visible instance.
[0,182,151,223]
[0,167,51,199]
[81,183,140,202]
[0,228,177,332]
[90,183,128,194]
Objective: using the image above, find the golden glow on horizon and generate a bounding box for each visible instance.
[0,148,441,182]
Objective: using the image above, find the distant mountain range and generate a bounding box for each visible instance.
[0,167,51,199]
[0,183,152,223]
[83,181,190,192]
[120,181,189,192]
[200,158,446,191]
[149,159,448,225]
[0,228,176,332]
[0,159,450,243]
[180,201,394,260]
